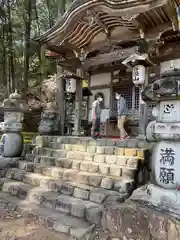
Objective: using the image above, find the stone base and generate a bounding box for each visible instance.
[131,184,180,218]
[0,132,23,157]
[0,156,20,178]
[102,184,180,240]
[0,157,20,168]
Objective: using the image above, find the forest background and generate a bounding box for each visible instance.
[0,0,73,101]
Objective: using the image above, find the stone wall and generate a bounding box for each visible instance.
[102,199,180,240]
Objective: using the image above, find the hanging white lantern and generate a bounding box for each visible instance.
[65,78,76,93]
[132,65,146,85]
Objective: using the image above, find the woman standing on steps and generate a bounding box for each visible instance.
[91,93,104,139]
[115,92,129,140]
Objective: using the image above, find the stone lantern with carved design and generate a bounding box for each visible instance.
[0,91,29,158]
[142,59,180,190]
[38,101,59,135]
[38,75,59,135]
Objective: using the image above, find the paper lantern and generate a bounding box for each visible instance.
[132,65,146,85]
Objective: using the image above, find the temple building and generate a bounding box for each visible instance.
[1,2,180,238]
[38,0,180,138]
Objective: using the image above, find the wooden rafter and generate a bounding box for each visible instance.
[38,0,168,43]
[88,11,109,35]
[40,0,180,74]
[83,46,138,69]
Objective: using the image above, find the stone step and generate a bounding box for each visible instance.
[32,146,143,159]
[6,167,110,189]
[25,154,140,172]
[2,179,33,199]
[5,168,131,202]
[33,147,67,158]
[17,161,136,188]
[43,142,146,157]
[21,156,138,180]
[1,179,105,224]
[25,152,140,171]
[0,191,94,238]
[6,168,56,186]
[49,143,117,154]
[35,135,144,148]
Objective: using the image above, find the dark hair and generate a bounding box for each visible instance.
[94,92,104,100]
[114,92,123,98]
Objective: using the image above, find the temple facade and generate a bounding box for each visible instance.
[1,2,180,238]
[38,0,180,138]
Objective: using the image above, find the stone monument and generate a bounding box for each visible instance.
[38,101,59,135]
[38,76,59,135]
[131,59,180,215]
[101,60,180,240]
[0,90,29,162]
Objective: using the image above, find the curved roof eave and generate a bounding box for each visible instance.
[38,0,166,43]
[37,0,99,42]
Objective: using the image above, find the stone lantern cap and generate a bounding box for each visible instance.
[141,71,180,102]
[43,102,58,113]
[9,91,21,100]
[0,90,30,113]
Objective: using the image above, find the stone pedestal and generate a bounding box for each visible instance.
[0,91,29,158]
[152,141,180,189]
[0,132,23,157]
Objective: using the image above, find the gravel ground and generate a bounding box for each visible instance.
[0,218,68,240]
[0,203,115,240]
[0,204,68,240]
[0,218,115,240]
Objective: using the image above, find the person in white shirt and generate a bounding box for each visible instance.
[91,93,103,139]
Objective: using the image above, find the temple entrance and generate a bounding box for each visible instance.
[105,84,139,138]
[105,83,156,138]
[112,85,140,120]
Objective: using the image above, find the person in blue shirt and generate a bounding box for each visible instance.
[115,92,129,139]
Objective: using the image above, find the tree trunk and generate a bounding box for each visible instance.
[23,0,32,92]
[55,0,66,135]
[7,0,14,93]
[34,0,43,82]
[1,0,7,86]
[46,0,54,28]
[58,0,66,15]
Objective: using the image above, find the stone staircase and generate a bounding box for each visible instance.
[0,136,148,239]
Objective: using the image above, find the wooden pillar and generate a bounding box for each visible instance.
[56,65,65,135]
[137,67,148,140]
[131,85,135,119]
[110,72,114,114]
[73,68,83,136]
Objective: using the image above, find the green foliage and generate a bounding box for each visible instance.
[0,0,72,95]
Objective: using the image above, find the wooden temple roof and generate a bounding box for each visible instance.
[38,0,180,72]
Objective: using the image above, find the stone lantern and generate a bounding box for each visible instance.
[38,101,58,135]
[0,90,29,158]
[142,59,180,189]
[130,59,180,218]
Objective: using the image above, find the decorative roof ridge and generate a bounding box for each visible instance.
[38,0,163,43]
